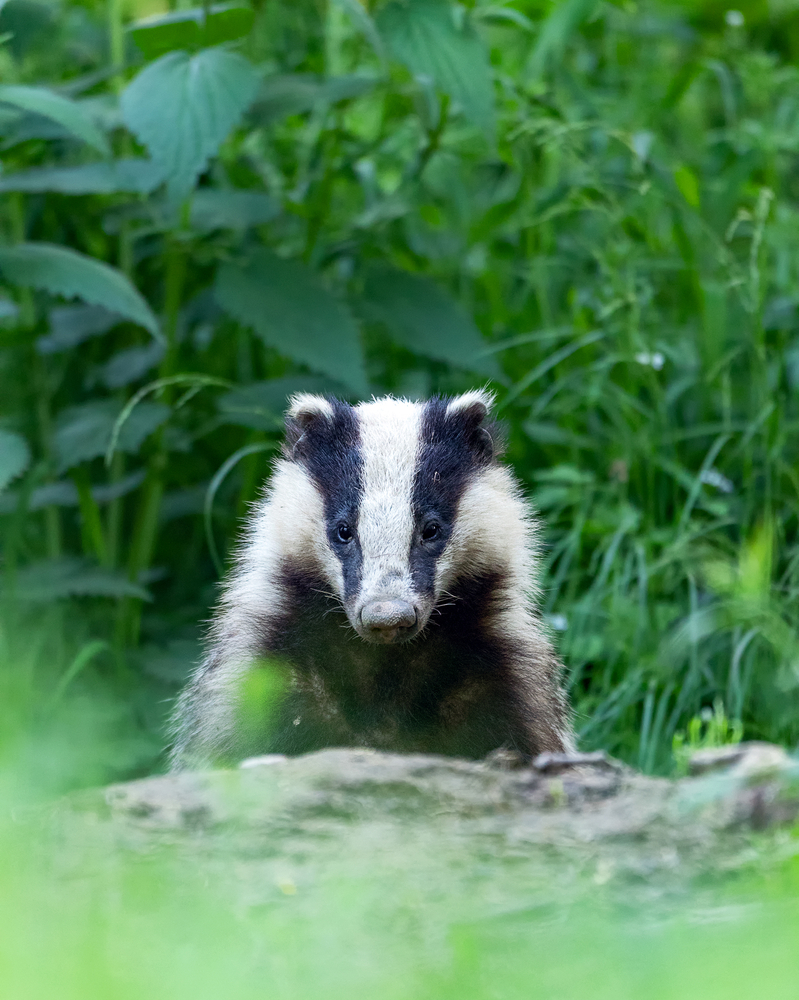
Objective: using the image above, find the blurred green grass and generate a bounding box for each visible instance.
[2,798,798,1000]
[1,611,798,999]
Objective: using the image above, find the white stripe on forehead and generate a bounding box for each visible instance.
[356,398,422,594]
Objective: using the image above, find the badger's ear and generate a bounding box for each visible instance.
[445,389,499,460]
[284,393,335,454]
[445,389,495,423]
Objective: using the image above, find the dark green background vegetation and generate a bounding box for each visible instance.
[2,0,799,787]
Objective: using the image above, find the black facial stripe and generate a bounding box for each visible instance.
[410,397,494,595]
[288,398,363,599]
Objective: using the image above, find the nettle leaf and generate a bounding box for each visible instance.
[0,429,30,493]
[360,266,499,377]
[130,4,255,60]
[376,0,495,135]
[53,399,169,473]
[0,243,160,340]
[120,47,260,202]
[1,112,74,148]
[189,189,280,231]
[249,74,377,126]
[7,557,152,602]
[37,304,122,354]
[98,340,166,389]
[0,471,146,515]
[216,250,368,395]
[0,480,77,515]
[0,158,166,195]
[0,84,110,154]
[218,376,343,430]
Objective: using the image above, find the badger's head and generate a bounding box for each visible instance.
[268,390,527,645]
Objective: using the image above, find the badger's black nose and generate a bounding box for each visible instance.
[361,600,417,636]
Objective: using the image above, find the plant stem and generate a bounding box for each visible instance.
[73,467,109,567]
[10,193,62,560]
[162,235,187,380]
[106,450,125,569]
[107,0,125,93]
[121,234,187,646]
[414,94,449,181]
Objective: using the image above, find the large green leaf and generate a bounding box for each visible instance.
[0,471,147,516]
[376,0,494,135]
[130,4,255,60]
[120,47,260,202]
[0,84,110,154]
[53,400,169,473]
[215,251,368,395]
[0,243,160,339]
[249,73,377,127]
[98,341,165,389]
[37,304,122,354]
[0,429,30,493]
[0,159,165,195]
[218,376,343,430]
[360,266,499,377]
[7,558,152,602]
[189,189,280,231]
[1,111,76,147]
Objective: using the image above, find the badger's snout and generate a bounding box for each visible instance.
[359,599,417,643]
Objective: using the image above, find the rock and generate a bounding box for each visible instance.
[45,743,799,919]
[688,741,790,779]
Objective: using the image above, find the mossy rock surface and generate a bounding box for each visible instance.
[53,744,799,916]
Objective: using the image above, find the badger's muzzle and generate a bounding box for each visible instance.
[359,599,417,643]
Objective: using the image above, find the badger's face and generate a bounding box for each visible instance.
[280,391,498,644]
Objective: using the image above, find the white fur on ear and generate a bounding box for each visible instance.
[287,393,335,423]
[445,388,496,419]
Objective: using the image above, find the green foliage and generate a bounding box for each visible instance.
[1,0,799,774]
[376,0,495,134]
[361,265,501,376]
[129,4,255,60]
[7,557,153,601]
[120,47,261,201]
[0,83,110,154]
[215,249,368,392]
[0,429,30,493]
[0,159,165,195]
[0,244,160,336]
[189,188,280,231]
[527,0,598,79]
[672,698,744,775]
[53,399,169,471]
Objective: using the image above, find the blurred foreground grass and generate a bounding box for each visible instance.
[1,611,798,1000]
[2,791,798,999]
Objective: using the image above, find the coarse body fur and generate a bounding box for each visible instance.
[170,390,574,769]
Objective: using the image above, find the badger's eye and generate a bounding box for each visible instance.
[421,522,440,542]
[336,523,353,543]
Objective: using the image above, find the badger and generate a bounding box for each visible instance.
[169,390,574,769]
